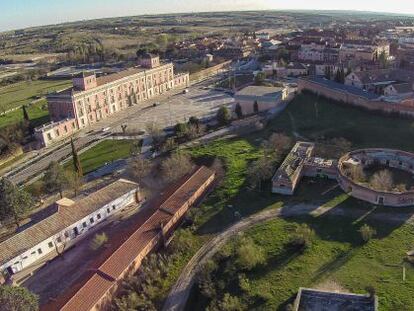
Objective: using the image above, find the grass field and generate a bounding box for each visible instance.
[67,139,137,174]
[268,92,414,151]
[187,210,414,311]
[0,100,50,128]
[181,93,414,310]
[0,80,71,128]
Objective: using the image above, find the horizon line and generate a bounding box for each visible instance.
[2,8,414,33]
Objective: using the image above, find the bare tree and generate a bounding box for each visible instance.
[161,152,193,183]
[145,121,165,152]
[262,133,292,158]
[349,164,366,183]
[130,158,153,183]
[370,169,393,191]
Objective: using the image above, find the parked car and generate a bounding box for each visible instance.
[101,127,111,132]
[183,89,189,94]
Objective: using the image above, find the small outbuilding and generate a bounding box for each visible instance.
[234,85,288,115]
[294,287,378,311]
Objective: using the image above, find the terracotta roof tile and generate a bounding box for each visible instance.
[41,166,215,311]
[0,179,138,266]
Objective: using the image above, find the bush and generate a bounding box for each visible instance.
[370,169,393,191]
[235,236,266,270]
[289,224,315,250]
[90,233,108,250]
[216,106,231,126]
[359,224,376,243]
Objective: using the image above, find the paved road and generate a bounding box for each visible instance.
[162,203,414,311]
[6,77,233,184]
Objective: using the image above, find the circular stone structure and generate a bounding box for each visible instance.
[338,148,414,207]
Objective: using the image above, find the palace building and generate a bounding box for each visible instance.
[35,54,189,148]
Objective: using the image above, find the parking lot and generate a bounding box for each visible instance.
[88,82,234,133]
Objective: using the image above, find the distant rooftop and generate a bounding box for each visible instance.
[235,85,285,98]
[294,288,377,311]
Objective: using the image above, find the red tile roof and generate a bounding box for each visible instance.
[41,166,215,311]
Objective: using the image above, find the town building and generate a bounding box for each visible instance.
[234,85,288,115]
[213,46,252,59]
[339,42,390,62]
[0,179,140,281]
[345,69,414,94]
[41,166,216,311]
[36,54,190,148]
[293,288,378,311]
[272,142,337,195]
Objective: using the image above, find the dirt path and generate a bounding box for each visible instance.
[162,203,414,311]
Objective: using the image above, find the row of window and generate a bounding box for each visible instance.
[80,205,117,230]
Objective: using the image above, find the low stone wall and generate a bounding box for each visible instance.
[298,78,414,118]
[190,61,232,83]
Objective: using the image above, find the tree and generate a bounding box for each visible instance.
[197,259,218,299]
[43,161,67,198]
[71,138,83,177]
[335,69,342,83]
[90,232,108,250]
[130,140,142,156]
[349,164,366,183]
[0,285,38,311]
[218,293,246,311]
[216,106,231,126]
[161,137,177,153]
[247,156,274,190]
[324,66,332,80]
[253,101,259,113]
[262,133,292,158]
[235,236,266,270]
[22,105,34,135]
[370,169,393,192]
[235,103,243,119]
[174,122,189,138]
[146,122,165,152]
[290,224,315,250]
[130,157,152,183]
[162,152,193,183]
[0,178,33,227]
[22,105,30,122]
[359,224,376,243]
[188,116,200,128]
[379,51,388,69]
[65,169,83,196]
[254,72,266,86]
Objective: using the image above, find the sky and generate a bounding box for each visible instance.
[1,0,414,31]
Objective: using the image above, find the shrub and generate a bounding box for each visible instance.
[359,224,376,243]
[90,233,108,250]
[289,224,315,250]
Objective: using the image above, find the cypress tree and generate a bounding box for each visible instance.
[71,138,83,177]
[22,105,30,122]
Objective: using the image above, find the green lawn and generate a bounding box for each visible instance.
[182,93,414,310]
[268,92,414,151]
[0,79,71,128]
[187,208,414,311]
[0,100,50,128]
[65,139,137,174]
